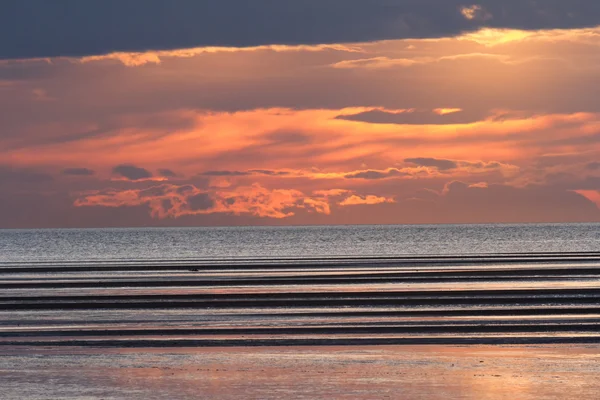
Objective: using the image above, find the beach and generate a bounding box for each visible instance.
[1,225,600,398]
[2,345,600,399]
[2,253,600,346]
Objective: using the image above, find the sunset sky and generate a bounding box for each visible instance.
[2,0,600,227]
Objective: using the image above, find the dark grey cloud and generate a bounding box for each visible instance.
[112,164,153,180]
[176,185,196,195]
[405,157,458,171]
[158,168,178,177]
[201,169,290,177]
[187,192,214,211]
[586,162,600,170]
[0,166,53,185]
[3,0,600,60]
[248,169,291,176]
[540,176,600,191]
[265,131,312,145]
[336,109,482,125]
[315,182,600,225]
[410,188,441,202]
[544,172,576,185]
[345,169,405,180]
[161,198,174,212]
[139,186,168,198]
[201,170,250,177]
[441,181,600,223]
[62,167,95,176]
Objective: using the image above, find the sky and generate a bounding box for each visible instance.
[2,0,600,228]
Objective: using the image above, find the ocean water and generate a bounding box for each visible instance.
[1,223,600,263]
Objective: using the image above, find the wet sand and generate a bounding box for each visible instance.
[2,254,600,346]
[1,254,600,397]
[1,345,600,399]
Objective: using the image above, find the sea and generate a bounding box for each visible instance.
[2,223,600,262]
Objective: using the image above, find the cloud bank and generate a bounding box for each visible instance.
[3,1,600,59]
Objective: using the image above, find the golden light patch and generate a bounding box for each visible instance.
[80,43,363,66]
[460,5,480,20]
[459,28,535,46]
[469,182,489,188]
[434,108,463,115]
[460,5,492,21]
[458,26,600,47]
[339,195,395,206]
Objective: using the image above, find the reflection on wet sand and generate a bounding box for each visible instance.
[1,255,600,397]
[2,255,600,346]
[1,345,599,399]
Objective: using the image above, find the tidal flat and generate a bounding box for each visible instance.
[1,345,599,399]
[2,227,600,398]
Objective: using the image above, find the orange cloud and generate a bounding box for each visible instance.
[80,43,363,66]
[434,108,463,115]
[573,190,600,209]
[329,53,514,69]
[74,183,333,219]
[3,107,591,185]
[2,24,600,227]
[339,195,395,206]
[458,26,600,47]
[460,5,492,22]
[313,189,351,197]
[330,57,422,69]
[469,182,489,188]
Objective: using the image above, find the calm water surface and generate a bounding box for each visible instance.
[1,223,600,262]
